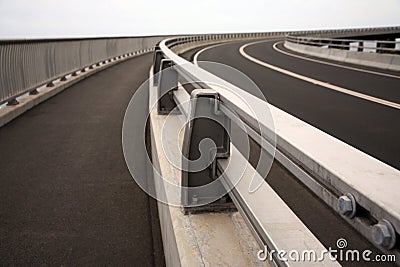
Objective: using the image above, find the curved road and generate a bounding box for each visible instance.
[1,40,398,266]
[0,54,165,265]
[195,39,400,170]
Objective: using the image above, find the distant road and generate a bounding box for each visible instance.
[194,39,400,170]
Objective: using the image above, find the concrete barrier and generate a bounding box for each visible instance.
[284,41,400,72]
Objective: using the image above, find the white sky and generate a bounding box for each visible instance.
[0,0,399,38]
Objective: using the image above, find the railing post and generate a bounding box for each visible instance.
[47,81,55,87]
[29,89,39,95]
[157,59,178,114]
[152,46,164,85]
[181,89,232,213]
[7,98,19,106]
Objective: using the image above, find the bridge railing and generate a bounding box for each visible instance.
[153,28,400,265]
[0,36,165,106]
[286,35,400,54]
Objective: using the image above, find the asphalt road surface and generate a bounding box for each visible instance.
[0,54,165,266]
[194,39,400,171]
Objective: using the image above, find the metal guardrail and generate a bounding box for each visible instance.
[286,34,400,54]
[153,28,400,266]
[0,36,166,105]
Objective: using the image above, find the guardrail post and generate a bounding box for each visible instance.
[47,81,55,87]
[157,59,178,114]
[29,89,39,95]
[7,98,19,106]
[181,89,232,213]
[152,46,164,85]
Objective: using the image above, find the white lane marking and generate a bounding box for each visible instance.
[272,41,400,79]
[239,41,400,110]
[193,42,233,66]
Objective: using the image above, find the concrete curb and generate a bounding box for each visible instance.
[284,41,400,72]
[0,52,151,128]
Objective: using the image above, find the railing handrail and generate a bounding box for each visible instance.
[0,35,177,43]
[158,36,338,267]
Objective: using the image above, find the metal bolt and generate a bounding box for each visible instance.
[337,193,356,218]
[372,219,396,250]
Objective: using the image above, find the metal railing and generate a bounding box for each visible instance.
[286,35,400,54]
[0,36,166,105]
[153,28,400,266]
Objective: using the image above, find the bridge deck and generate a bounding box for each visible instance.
[0,54,165,265]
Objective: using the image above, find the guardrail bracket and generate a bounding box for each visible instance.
[181,89,234,214]
[157,59,178,115]
[152,47,164,85]
[7,98,19,106]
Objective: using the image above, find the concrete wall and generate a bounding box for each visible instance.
[284,41,400,72]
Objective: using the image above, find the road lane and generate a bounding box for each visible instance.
[0,54,165,266]
[241,42,400,110]
[273,42,400,79]
[195,40,400,170]
[248,40,400,103]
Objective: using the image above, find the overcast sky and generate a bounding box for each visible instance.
[0,0,399,38]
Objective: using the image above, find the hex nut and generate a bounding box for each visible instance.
[372,219,396,250]
[337,193,356,218]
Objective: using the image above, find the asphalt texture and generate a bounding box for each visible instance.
[0,54,165,265]
[182,42,398,267]
[196,39,400,171]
